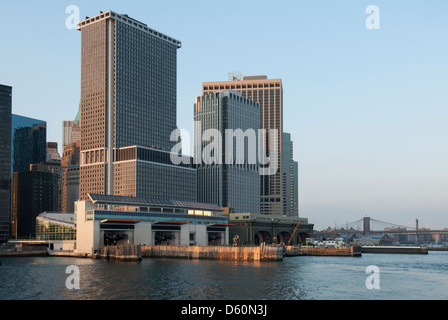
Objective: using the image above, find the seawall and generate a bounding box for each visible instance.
[97,245,142,261]
[285,245,362,257]
[361,246,428,254]
[0,251,48,258]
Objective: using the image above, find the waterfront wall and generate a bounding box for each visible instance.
[0,251,47,257]
[285,245,361,257]
[361,246,428,254]
[141,244,283,261]
[428,247,448,251]
[98,245,142,261]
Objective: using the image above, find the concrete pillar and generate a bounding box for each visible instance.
[134,222,152,246]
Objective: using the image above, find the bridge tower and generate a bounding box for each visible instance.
[416,219,420,244]
[363,217,371,236]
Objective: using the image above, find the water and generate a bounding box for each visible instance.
[1,252,447,300]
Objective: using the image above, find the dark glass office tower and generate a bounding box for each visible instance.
[11,115,46,173]
[10,115,47,238]
[12,171,58,238]
[0,84,12,240]
[195,90,261,214]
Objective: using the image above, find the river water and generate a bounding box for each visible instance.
[0,252,447,300]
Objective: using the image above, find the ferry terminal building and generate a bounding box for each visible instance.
[74,194,230,255]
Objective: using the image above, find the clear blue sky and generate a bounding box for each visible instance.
[1,0,447,230]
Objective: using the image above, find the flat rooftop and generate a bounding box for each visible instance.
[88,194,223,212]
[76,10,181,48]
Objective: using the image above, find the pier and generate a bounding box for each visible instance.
[97,245,142,261]
[361,246,428,254]
[141,244,284,261]
[0,251,47,258]
[427,246,448,251]
[44,244,285,261]
[284,245,362,257]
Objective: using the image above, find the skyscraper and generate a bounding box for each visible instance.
[282,132,299,217]
[61,141,81,213]
[0,84,12,240]
[77,11,196,201]
[62,106,81,149]
[46,142,61,164]
[61,165,79,213]
[61,140,80,167]
[202,76,284,215]
[10,115,48,239]
[282,132,293,216]
[11,115,46,173]
[12,171,58,238]
[293,160,299,217]
[195,90,261,214]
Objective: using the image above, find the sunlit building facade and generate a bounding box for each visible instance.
[76,11,195,201]
[36,212,76,241]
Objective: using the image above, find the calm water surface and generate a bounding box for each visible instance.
[1,252,447,300]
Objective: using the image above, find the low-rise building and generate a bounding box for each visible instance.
[74,194,230,255]
[35,212,76,251]
[228,213,313,245]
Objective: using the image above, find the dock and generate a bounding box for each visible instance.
[97,245,142,261]
[141,244,284,261]
[361,246,428,254]
[284,245,362,257]
[427,247,448,251]
[0,251,48,258]
[38,244,284,262]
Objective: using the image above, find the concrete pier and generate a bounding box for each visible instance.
[285,245,362,257]
[46,244,283,261]
[0,251,48,258]
[98,245,142,261]
[142,244,284,261]
[361,246,428,254]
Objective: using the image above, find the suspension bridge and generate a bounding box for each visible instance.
[317,217,448,245]
[333,217,447,235]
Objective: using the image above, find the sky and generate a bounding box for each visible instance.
[1,0,447,230]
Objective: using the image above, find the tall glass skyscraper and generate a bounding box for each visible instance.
[195,90,261,214]
[11,114,47,173]
[10,115,47,238]
[202,76,284,215]
[0,84,12,240]
[77,11,196,202]
[12,171,58,238]
[282,132,299,217]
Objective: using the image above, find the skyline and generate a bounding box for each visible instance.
[1,1,447,230]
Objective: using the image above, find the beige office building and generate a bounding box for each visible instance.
[76,11,196,202]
